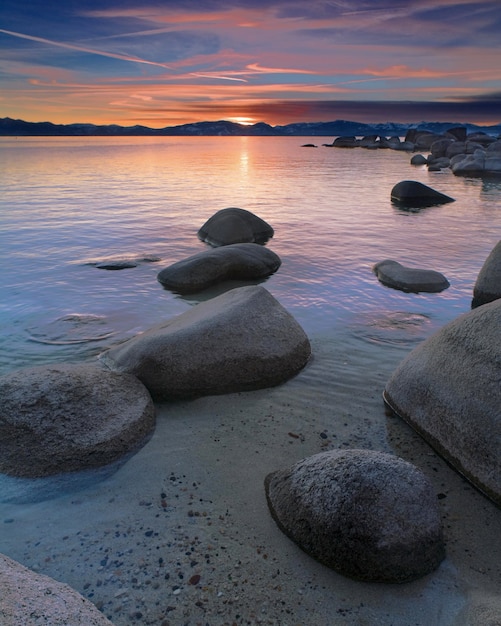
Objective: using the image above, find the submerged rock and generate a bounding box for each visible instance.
[390,180,455,208]
[198,207,274,247]
[265,449,445,583]
[157,243,281,294]
[99,285,311,400]
[472,239,501,308]
[0,553,115,625]
[0,363,155,478]
[373,259,450,293]
[384,299,501,506]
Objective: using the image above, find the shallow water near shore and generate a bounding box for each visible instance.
[1,136,500,624]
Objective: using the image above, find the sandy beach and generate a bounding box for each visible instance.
[1,327,500,625]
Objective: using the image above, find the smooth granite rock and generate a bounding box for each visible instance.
[265,449,445,583]
[197,207,274,246]
[0,553,115,625]
[0,363,155,478]
[157,243,281,294]
[391,180,455,207]
[472,240,501,308]
[373,259,450,293]
[99,285,311,400]
[384,299,501,506]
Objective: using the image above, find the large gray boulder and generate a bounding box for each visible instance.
[472,240,501,308]
[390,180,455,207]
[384,299,501,506]
[99,286,311,400]
[157,243,281,294]
[265,449,445,583]
[198,207,274,247]
[373,259,450,293]
[0,553,115,625]
[0,363,155,478]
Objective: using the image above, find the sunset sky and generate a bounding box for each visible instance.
[1,0,500,128]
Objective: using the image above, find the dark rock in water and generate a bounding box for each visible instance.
[384,299,501,506]
[430,138,454,157]
[157,243,281,294]
[99,285,311,400]
[0,553,115,625]
[0,363,155,478]
[373,259,450,293]
[472,239,501,308]
[410,154,428,165]
[198,207,274,247]
[95,261,138,270]
[446,126,467,142]
[427,156,451,171]
[265,449,445,583]
[301,143,317,147]
[391,180,455,207]
[332,136,359,148]
[90,256,161,270]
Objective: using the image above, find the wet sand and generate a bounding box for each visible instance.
[0,331,500,625]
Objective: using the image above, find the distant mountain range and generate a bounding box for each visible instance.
[1,116,501,137]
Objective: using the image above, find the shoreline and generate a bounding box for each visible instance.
[1,331,499,625]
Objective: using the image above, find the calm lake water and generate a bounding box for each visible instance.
[1,136,501,625]
[2,135,501,376]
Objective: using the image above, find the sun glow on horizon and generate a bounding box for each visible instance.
[227,116,256,125]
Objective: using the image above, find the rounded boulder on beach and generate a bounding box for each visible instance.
[0,363,155,478]
[99,285,311,400]
[265,449,445,583]
[384,299,501,506]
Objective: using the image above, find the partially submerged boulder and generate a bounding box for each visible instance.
[384,299,501,506]
[265,449,445,583]
[373,259,450,293]
[0,553,115,626]
[391,180,455,208]
[410,154,428,165]
[198,207,274,247]
[99,285,311,400]
[472,240,501,308]
[157,243,281,294]
[0,363,155,478]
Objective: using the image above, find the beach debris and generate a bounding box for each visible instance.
[99,285,311,400]
[373,259,450,293]
[390,180,455,208]
[198,207,274,247]
[0,363,155,478]
[265,449,445,583]
[0,553,115,626]
[384,299,501,506]
[157,242,281,294]
[472,239,501,308]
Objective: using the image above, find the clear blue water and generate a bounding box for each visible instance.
[1,136,501,625]
[2,136,501,376]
